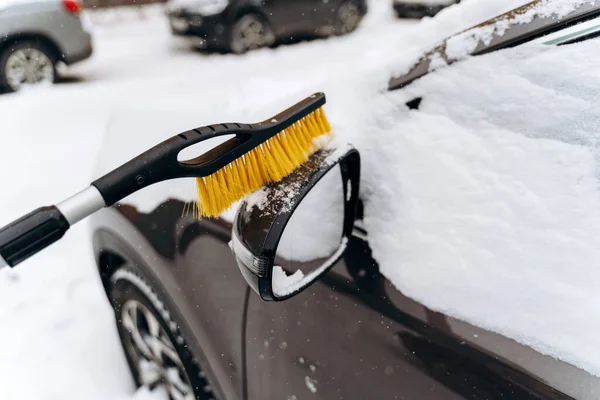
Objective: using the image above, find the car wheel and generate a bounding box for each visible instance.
[334,0,364,35]
[229,13,275,54]
[0,41,57,93]
[109,267,216,400]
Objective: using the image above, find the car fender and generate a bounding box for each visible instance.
[0,32,64,62]
[91,204,240,400]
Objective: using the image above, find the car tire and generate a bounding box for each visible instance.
[229,13,275,54]
[334,0,364,35]
[108,267,216,400]
[0,40,57,93]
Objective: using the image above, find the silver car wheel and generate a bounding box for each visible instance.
[5,48,54,91]
[230,15,274,54]
[336,1,362,35]
[122,299,195,400]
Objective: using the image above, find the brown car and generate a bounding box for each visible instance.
[91,2,600,399]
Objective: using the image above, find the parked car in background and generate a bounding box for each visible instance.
[393,0,459,18]
[92,1,600,400]
[0,0,93,93]
[166,0,368,53]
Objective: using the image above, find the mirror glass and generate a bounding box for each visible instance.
[272,164,345,298]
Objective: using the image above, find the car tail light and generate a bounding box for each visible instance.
[63,0,83,14]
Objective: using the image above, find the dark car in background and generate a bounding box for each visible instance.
[393,0,459,18]
[92,2,600,400]
[166,0,367,53]
[0,0,92,93]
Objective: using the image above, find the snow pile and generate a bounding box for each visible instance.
[340,38,600,376]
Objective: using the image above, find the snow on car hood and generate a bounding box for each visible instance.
[351,39,600,377]
[94,0,600,378]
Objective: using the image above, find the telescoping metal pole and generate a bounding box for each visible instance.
[0,186,105,269]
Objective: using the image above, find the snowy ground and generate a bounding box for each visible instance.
[6,0,592,399]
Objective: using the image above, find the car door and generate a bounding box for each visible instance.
[244,232,572,399]
[262,0,329,38]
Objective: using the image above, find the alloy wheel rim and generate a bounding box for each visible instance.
[234,18,272,53]
[5,48,54,90]
[121,299,197,400]
[338,2,361,34]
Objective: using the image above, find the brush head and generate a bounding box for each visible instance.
[91,93,332,211]
[195,106,332,217]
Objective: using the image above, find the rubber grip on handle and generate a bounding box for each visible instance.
[0,206,69,267]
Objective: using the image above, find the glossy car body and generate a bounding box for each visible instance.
[166,0,367,51]
[393,0,459,19]
[0,0,92,68]
[92,2,600,399]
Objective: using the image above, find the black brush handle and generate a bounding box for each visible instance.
[93,93,326,206]
[0,93,326,269]
[0,206,69,268]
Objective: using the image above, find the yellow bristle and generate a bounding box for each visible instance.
[307,113,320,134]
[251,148,267,184]
[232,158,248,193]
[321,109,332,132]
[247,148,266,185]
[195,106,332,218]
[286,129,308,161]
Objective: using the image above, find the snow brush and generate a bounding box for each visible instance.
[0,93,332,269]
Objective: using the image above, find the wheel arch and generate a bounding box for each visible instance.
[92,227,165,296]
[91,223,235,400]
[96,248,127,292]
[358,0,368,15]
[0,32,64,62]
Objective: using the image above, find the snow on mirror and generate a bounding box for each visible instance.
[231,148,360,301]
[272,164,345,298]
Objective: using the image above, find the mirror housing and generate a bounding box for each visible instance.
[231,147,360,301]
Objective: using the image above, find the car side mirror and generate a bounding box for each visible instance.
[231,147,360,301]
